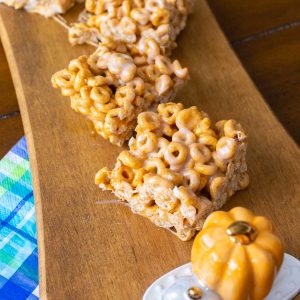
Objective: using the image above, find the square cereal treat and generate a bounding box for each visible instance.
[51,41,188,146]
[95,102,249,240]
[69,0,195,54]
[0,0,74,16]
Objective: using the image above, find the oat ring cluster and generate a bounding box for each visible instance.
[95,103,248,240]
[49,0,249,240]
[52,37,189,145]
[52,0,195,145]
[31,0,249,240]
[0,0,249,240]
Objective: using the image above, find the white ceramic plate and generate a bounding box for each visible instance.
[144,253,300,300]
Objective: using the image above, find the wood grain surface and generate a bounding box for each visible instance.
[233,24,300,144]
[0,1,299,299]
[0,115,23,157]
[0,41,19,115]
[207,0,300,145]
[208,0,300,41]
[0,40,23,157]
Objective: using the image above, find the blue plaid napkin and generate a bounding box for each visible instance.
[0,137,39,299]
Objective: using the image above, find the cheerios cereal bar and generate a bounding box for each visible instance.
[95,102,249,240]
[0,0,75,16]
[51,41,188,146]
[69,0,195,54]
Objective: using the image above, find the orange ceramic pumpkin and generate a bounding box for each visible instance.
[191,207,284,300]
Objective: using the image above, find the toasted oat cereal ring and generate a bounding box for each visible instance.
[182,169,202,192]
[184,158,195,170]
[195,161,218,176]
[198,133,218,148]
[52,69,75,89]
[108,53,137,83]
[79,86,92,102]
[224,119,247,141]
[95,167,112,188]
[176,108,202,130]
[172,130,196,145]
[136,132,158,153]
[153,137,169,158]
[155,74,173,95]
[127,77,145,96]
[105,107,125,124]
[122,0,132,16]
[194,117,212,136]
[176,185,197,207]
[190,143,212,163]
[216,137,237,160]
[143,38,160,59]
[130,8,150,25]
[150,8,170,26]
[145,0,164,12]
[61,87,76,97]
[132,168,148,187]
[94,101,116,113]
[172,60,189,79]
[165,142,188,165]
[120,16,137,35]
[154,24,170,45]
[118,150,143,169]
[87,75,107,87]
[161,170,183,186]
[137,112,161,132]
[89,106,106,121]
[157,102,184,124]
[146,65,161,81]
[238,172,250,190]
[115,86,135,106]
[162,123,177,137]
[212,151,227,173]
[209,176,226,199]
[143,174,174,190]
[154,55,173,75]
[90,86,111,104]
[144,158,166,175]
[68,56,89,72]
[215,120,227,136]
[74,69,92,91]
[133,95,144,107]
[114,165,135,183]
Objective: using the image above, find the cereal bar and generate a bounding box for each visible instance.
[0,0,75,16]
[95,102,249,240]
[69,0,195,54]
[51,40,189,146]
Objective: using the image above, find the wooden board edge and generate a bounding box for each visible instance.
[0,11,48,300]
[0,1,299,298]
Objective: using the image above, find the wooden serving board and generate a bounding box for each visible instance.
[0,1,299,299]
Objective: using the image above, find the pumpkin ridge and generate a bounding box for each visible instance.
[254,232,283,269]
[198,225,230,251]
[248,242,274,258]
[244,243,254,300]
[203,210,234,230]
[252,216,272,232]
[245,243,276,300]
[213,242,235,289]
[228,207,255,224]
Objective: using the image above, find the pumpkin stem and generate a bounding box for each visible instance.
[226,221,256,245]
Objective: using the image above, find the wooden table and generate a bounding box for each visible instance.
[1,1,299,157]
[0,1,299,299]
[0,41,23,157]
